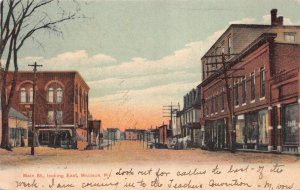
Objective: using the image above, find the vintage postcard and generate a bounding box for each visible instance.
[0,0,300,189]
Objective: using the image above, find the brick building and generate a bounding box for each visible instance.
[6,71,89,149]
[200,33,300,153]
[202,9,300,82]
[199,9,300,153]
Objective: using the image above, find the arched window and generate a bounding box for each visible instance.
[20,88,26,103]
[29,88,33,103]
[56,88,63,103]
[48,88,54,103]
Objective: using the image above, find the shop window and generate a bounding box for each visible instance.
[258,109,268,144]
[284,32,296,43]
[57,88,63,103]
[260,67,265,98]
[9,128,15,139]
[250,72,255,101]
[48,88,54,103]
[245,112,258,144]
[236,114,245,144]
[242,77,246,104]
[29,88,33,103]
[20,88,26,103]
[283,103,299,146]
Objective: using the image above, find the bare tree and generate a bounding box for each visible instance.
[0,0,79,150]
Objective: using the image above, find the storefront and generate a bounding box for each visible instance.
[235,109,269,150]
[282,103,299,153]
[38,129,73,148]
[204,119,227,150]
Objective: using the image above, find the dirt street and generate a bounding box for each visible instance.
[0,141,299,167]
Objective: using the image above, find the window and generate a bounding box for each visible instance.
[48,88,54,103]
[29,88,33,103]
[75,85,78,104]
[20,88,26,103]
[242,77,246,104]
[221,40,225,54]
[55,111,63,124]
[228,35,232,55]
[215,95,218,113]
[221,91,225,111]
[260,67,266,98]
[57,88,63,103]
[234,82,239,106]
[214,48,218,67]
[250,72,255,101]
[48,111,54,123]
[284,32,296,43]
[211,98,214,114]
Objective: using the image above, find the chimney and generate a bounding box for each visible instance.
[271,9,278,26]
[277,16,283,26]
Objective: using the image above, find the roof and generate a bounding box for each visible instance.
[201,24,300,60]
[198,33,278,87]
[0,99,28,121]
[9,107,28,121]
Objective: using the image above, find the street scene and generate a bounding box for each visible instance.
[0,1,300,189]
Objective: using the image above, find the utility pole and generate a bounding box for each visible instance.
[28,62,42,156]
[163,102,179,130]
[204,51,242,153]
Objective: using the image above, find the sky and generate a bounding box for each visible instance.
[9,0,300,130]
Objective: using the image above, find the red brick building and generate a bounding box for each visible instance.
[200,33,300,153]
[6,71,89,149]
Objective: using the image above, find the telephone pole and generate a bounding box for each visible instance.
[28,62,42,156]
[163,102,179,130]
[204,51,242,153]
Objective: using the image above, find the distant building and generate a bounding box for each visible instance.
[107,128,121,141]
[124,129,144,140]
[0,106,29,147]
[6,71,89,149]
[158,124,172,145]
[88,120,102,146]
[181,88,202,147]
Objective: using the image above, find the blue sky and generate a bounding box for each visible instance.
[13,0,300,129]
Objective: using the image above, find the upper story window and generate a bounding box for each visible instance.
[228,35,232,55]
[57,88,63,103]
[47,86,64,103]
[234,82,239,106]
[250,72,256,101]
[242,77,247,104]
[214,48,218,67]
[284,32,296,43]
[20,88,26,103]
[48,88,54,103]
[221,91,225,111]
[221,40,225,54]
[29,88,33,103]
[260,67,266,98]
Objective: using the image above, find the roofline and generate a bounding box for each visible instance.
[9,71,90,90]
[199,32,278,86]
[200,24,300,60]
